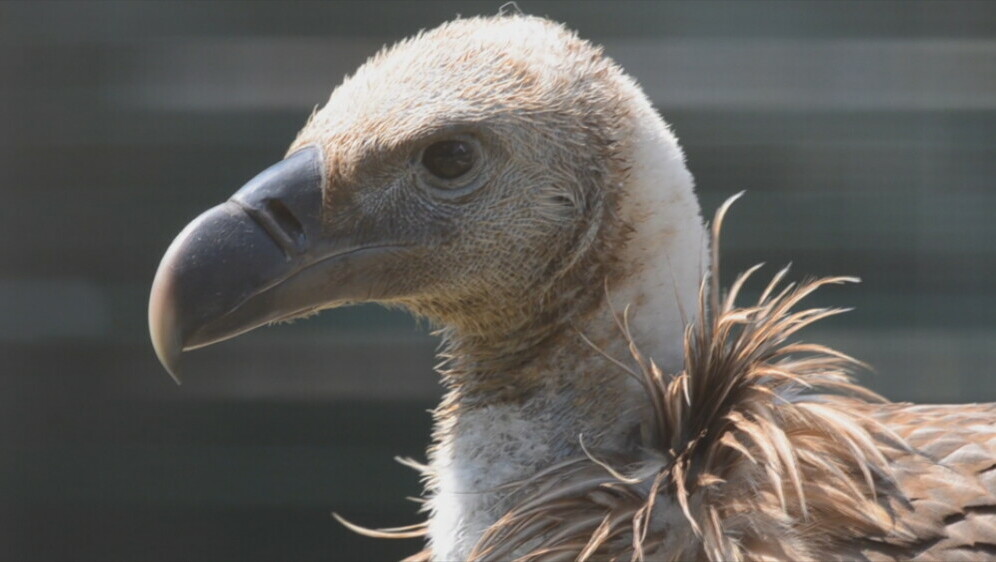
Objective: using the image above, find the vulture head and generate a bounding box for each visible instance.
[151,13,708,559]
[150,14,704,383]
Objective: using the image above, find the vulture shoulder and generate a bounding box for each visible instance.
[868,403,996,560]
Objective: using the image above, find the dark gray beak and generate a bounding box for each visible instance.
[149,146,402,383]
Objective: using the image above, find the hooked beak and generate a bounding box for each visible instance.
[149,146,405,383]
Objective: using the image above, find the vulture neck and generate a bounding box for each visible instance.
[426,99,707,560]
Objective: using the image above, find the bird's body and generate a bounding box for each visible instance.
[862,403,996,560]
[149,14,996,561]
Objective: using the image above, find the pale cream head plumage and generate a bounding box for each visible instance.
[288,15,700,350]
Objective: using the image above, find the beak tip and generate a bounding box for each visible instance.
[147,147,330,386]
[163,362,184,386]
[149,263,184,385]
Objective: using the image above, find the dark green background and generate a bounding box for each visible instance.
[2,1,994,560]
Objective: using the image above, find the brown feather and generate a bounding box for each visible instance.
[461,196,996,561]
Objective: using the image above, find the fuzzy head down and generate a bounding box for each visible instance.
[289,15,638,343]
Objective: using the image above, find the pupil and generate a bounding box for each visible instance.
[422,140,475,180]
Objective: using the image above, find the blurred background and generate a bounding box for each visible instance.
[1,1,994,560]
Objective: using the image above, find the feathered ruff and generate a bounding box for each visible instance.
[338,195,995,561]
[468,193,917,561]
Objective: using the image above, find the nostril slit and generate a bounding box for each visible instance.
[264,199,306,248]
[235,197,307,259]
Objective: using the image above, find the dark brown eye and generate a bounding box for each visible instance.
[421,140,476,180]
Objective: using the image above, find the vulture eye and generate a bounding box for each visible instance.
[422,140,474,179]
[420,138,480,185]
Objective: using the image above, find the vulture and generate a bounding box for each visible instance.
[149,14,996,561]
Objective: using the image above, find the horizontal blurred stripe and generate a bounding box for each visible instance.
[6,38,989,111]
[3,1,994,42]
[4,40,994,130]
[1,329,993,403]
